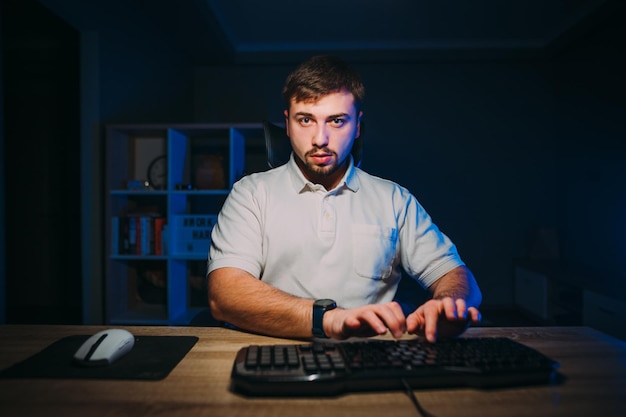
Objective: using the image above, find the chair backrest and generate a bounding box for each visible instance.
[263,120,363,169]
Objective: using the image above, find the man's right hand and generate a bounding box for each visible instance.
[323,301,407,339]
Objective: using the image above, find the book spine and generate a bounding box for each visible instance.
[129,217,137,255]
[154,217,166,256]
[140,216,150,255]
[121,217,130,254]
[161,225,169,255]
[149,217,155,255]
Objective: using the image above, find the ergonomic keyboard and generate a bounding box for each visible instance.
[230,337,559,396]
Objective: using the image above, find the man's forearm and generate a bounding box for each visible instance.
[429,265,482,307]
[208,267,314,339]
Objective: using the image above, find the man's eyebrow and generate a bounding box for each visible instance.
[326,113,350,120]
[292,112,352,120]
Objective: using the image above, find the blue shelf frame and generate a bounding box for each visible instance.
[104,123,263,325]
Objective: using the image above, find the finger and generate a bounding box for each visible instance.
[385,302,408,331]
[455,298,468,320]
[389,301,408,323]
[340,304,408,339]
[405,309,422,334]
[378,303,407,338]
[442,297,458,321]
[368,304,407,337]
[424,302,442,343]
[467,307,482,323]
[341,314,379,338]
[354,309,388,336]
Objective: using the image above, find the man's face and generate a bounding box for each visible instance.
[284,89,362,190]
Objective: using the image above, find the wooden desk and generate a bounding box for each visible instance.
[0,325,625,417]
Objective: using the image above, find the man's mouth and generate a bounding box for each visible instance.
[309,152,333,165]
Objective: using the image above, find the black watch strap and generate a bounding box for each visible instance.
[312,299,337,338]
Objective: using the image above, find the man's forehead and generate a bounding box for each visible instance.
[288,90,357,115]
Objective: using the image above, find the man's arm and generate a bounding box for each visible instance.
[208,267,313,338]
[406,265,482,342]
[208,267,409,340]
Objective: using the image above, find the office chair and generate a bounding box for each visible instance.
[262,120,363,168]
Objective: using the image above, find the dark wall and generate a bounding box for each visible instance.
[38,0,195,124]
[2,0,81,323]
[554,9,626,294]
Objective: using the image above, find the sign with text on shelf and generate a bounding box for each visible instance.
[171,215,217,256]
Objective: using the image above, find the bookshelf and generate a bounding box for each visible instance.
[105,123,266,325]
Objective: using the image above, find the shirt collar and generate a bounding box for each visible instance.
[286,153,360,194]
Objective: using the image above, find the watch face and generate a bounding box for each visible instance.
[314,299,337,309]
[147,155,167,189]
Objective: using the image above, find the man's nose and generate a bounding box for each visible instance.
[312,124,329,147]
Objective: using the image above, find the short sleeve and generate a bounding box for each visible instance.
[399,195,464,288]
[207,177,265,278]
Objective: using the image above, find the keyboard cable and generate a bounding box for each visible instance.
[401,378,437,417]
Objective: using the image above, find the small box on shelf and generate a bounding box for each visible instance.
[171,214,217,257]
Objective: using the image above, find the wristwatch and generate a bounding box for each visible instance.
[312,299,337,338]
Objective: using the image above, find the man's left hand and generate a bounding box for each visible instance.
[406,297,481,343]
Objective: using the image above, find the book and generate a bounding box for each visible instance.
[154,217,166,256]
[128,217,137,254]
[139,216,151,255]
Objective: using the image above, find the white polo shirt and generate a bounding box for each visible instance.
[207,154,464,309]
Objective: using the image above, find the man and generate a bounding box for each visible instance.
[207,55,482,342]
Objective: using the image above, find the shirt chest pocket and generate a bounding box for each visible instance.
[351,225,398,280]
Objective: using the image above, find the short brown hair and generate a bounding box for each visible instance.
[282,55,365,111]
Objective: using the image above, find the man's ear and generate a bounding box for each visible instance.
[356,111,363,139]
[283,110,290,136]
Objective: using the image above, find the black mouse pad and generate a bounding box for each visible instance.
[0,335,198,380]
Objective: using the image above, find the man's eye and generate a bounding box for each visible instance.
[298,117,311,125]
[330,118,345,126]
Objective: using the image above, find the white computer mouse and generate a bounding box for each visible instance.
[73,328,135,366]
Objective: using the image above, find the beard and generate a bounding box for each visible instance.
[299,147,349,183]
